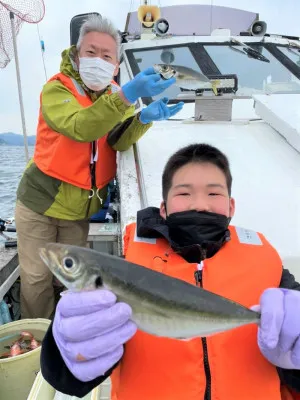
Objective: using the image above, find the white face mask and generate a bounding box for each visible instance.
[79,57,116,91]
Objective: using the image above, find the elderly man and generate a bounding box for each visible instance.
[15,14,183,319]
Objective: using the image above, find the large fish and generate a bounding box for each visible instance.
[153,63,211,90]
[39,243,260,339]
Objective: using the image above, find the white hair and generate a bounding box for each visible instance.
[76,14,121,60]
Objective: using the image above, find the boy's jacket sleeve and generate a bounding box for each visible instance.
[40,321,119,398]
[278,268,300,394]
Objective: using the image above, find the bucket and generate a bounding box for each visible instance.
[0,318,51,400]
[27,371,55,400]
[27,371,111,400]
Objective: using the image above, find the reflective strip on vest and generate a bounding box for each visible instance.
[133,227,156,245]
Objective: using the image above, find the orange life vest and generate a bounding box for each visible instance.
[34,73,117,190]
[110,223,292,400]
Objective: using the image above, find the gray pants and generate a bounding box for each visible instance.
[15,200,89,319]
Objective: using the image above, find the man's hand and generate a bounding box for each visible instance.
[255,288,300,369]
[121,67,176,104]
[139,97,184,124]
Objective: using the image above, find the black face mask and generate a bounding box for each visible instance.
[165,210,231,262]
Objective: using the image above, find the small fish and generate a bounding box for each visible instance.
[0,331,40,359]
[20,330,33,337]
[29,338,40,350]
[39,243,260,340]
[10,341,22,357]
[154,63,211,90]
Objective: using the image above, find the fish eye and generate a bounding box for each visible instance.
[62,257,76,269]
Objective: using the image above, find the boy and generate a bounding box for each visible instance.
[41,143,300,399]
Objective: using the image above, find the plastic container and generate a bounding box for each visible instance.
[0,318,51,400]
[27,371,111,399]
[26,371,55,400]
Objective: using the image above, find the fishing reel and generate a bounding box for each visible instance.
[0,218,17,248]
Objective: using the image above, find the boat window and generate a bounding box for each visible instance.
[204,44,300,95]
[276,45,300,67]
[125,42,300,104]
[126,45,206,104]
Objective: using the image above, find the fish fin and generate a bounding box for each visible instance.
[211,80,220,96]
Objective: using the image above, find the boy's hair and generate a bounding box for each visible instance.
[162,143,232,200]
[76,14,121,61]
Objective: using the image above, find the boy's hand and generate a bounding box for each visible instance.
[255,288,300,369]
[53,290,137,382]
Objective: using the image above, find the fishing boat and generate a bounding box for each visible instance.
[1,2,300,399]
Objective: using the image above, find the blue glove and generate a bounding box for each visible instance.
[139,97,184,124]
[253,288,300,369]
[122,67,176,104]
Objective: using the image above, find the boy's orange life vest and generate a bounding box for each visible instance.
[111,223,288,400]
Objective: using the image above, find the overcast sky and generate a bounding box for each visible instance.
[1,0,299,135]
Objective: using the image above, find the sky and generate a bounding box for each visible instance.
[0,0,299,135]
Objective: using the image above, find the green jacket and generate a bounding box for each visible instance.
[17,46,152,220]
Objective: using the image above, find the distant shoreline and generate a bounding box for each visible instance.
[0,133,36,146]
[0,144,35,146]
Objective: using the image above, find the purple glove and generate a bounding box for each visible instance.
[53,290,137,382]
[255,288,300,369]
